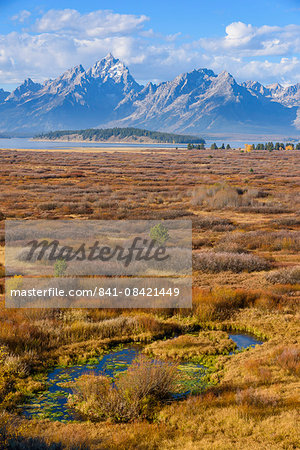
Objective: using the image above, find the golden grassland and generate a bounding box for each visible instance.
[0,147,299,449]
[143,331,237,361]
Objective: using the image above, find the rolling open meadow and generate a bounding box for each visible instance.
[0,145,299,449]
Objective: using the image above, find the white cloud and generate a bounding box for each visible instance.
[11,10,31,23]
[236,57,300,84]
[0,9,150,84]
[200,22,300,57]
[34,9,149,37]
[1,10,300,88]
[225,22,255,46]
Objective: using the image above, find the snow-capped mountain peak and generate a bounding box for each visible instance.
[88,54,128,81]
[0,54,299,134]
[267,83,284,93]
[6,78,42,102]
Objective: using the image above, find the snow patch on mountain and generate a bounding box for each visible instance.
[0,54,299,135]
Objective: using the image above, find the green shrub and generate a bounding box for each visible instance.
[149,223,170,245]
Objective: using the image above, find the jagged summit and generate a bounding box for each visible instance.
[7,78,42,101]
[0,88,9,103]
[88,54,124,78]
[88,54,127,79]
[86,54,140,93]
[218,70,235,80]
[244,80,300,107]
[54,65,85,85]
[241,80,269,96]
[64,65,85,77]
[0,54,299,134]
[267,83,283,92]
[105,52,114,60]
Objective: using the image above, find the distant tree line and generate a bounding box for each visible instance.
[254,142,300,150]
[188,143,230,150]
[36,128,205,144]
[187,142,300,150]
[187,143,205,150]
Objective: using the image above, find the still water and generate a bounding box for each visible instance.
[23,333,263,422]
[0,137,282,150]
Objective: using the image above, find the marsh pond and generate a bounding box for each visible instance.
[23,332,263,422]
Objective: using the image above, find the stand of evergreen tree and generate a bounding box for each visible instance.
[36,128,205,144]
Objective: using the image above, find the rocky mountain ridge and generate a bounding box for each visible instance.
[0,53,299,135]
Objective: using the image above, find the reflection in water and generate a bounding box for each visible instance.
[23,334,263,422]
[229,333,263,350]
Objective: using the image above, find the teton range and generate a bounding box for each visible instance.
[1,53,300,136]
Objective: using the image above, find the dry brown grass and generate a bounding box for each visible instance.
[143,331,236,361]
[193,251,271,273]
[266,266,300,284]
[0,147,299,448]
[219,230,300,252]
[191,183,262,209]
[192,287,259,321]
[70,355,178,422]
[274,346,300,376]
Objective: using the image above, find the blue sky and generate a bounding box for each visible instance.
[1,0,300,90]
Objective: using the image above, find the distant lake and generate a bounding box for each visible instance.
[0,138,186,150]
[0,137,295,150]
